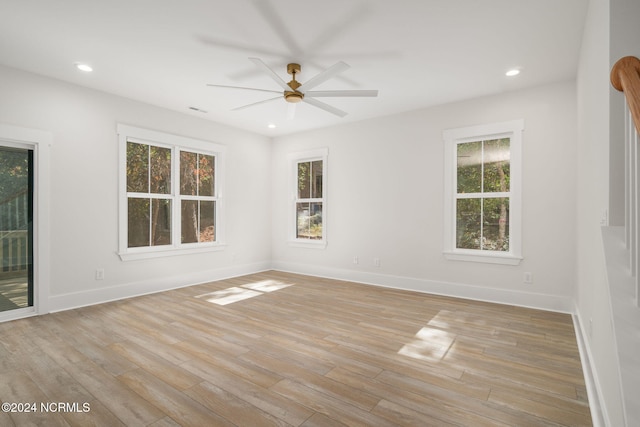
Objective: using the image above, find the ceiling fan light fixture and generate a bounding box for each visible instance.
[284,91,304,103]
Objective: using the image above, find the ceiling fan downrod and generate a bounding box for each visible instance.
[284,63,304,103]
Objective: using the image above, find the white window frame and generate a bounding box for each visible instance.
[288,148,328,248]
[117,124,226,261]
[443,120,523,265]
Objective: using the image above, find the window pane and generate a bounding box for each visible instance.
[180,151,198,196]
[199,154,215,197]
[456,198,481,249]
[200,200,215,242]
[311,160,323,198]
[0,147,32,311]
[126,142,148,193]
[297,162,311,199]
[151,199,171,246]
[296,202,322,239]
[483,138,510,193]
[181,200,198,243]
[457,141,482,193]
[482,197,509,251]
[128,198,149,247]
[149,146,171,194]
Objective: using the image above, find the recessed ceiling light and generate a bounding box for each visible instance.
[268,124,276,129]
[505,69,520,77]
[75,63,93,72]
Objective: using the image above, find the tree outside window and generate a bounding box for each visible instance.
[126,142,172,248]
[296,160,323,239]
[180,151,216,244]
[456,138,510,251]
[124,140,218,250]
[288,148,328,248]
[443,120,522,265]
[118,124,225,261]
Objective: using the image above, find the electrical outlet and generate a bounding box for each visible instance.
[523,272,533,284]
[600,209,608,226]
[353,256,359,265]
[374,258,380,268]
[95,268,105,280]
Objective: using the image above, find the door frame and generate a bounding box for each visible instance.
[0,124,51,322]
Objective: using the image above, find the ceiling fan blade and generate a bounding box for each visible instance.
[198,35,283,57]
[232,96,281,111]
[298,61,350,92]
[251,0,303,56]
[305,90,378,98]
[304,3,372,55]
[303,97,348,118]
[207,84,282,95]
[249,57,291,91]
[287,103,297,120]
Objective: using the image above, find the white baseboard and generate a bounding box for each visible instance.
[47,261,272,313]
[48,260,573,315]
[573,309,608,427]
[271,261,574,313]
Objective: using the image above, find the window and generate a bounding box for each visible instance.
[118,125,225,260]
[443,120,523,264]
[179,151,216,245]
[289,148,327,247]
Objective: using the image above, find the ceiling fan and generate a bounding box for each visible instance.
[207,57,378,119]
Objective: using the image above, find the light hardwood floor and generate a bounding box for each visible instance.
[0,271,591,426]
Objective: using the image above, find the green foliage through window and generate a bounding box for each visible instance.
[456,138,510,251]
[126,141,216,248]
[296,160,323,240]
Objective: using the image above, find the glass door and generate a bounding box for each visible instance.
[0,146,33,313]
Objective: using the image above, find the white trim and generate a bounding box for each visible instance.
[288,240,327,249]
[573,309,607,427]
[443,119,523,265]
[47,261,271,313]
[443,250,522,265]
[118,244,227,261]
[117,124,226,260]
[0,306,37,323]
[601,226,640,426]
[271,261,573,313]
[0,123,52,319]
[288,147,328,247]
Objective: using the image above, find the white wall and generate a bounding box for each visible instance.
[575,0,626,425]
[272,81,577,312]
[0,65,272,311]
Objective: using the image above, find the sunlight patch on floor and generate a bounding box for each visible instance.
[241,280,291,293]
[398,326,456,362]
[196,280,292,306]
[0,277,29,312]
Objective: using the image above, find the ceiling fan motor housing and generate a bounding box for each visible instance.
[285,63,304,102]
[284,90,304,103]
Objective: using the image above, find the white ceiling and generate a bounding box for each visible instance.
[0,0,588,136]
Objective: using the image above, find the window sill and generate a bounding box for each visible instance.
[443,250,522,265]
[288,240,327,249]
[118,244,226,261]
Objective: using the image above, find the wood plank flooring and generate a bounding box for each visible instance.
[0,271,592,426]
